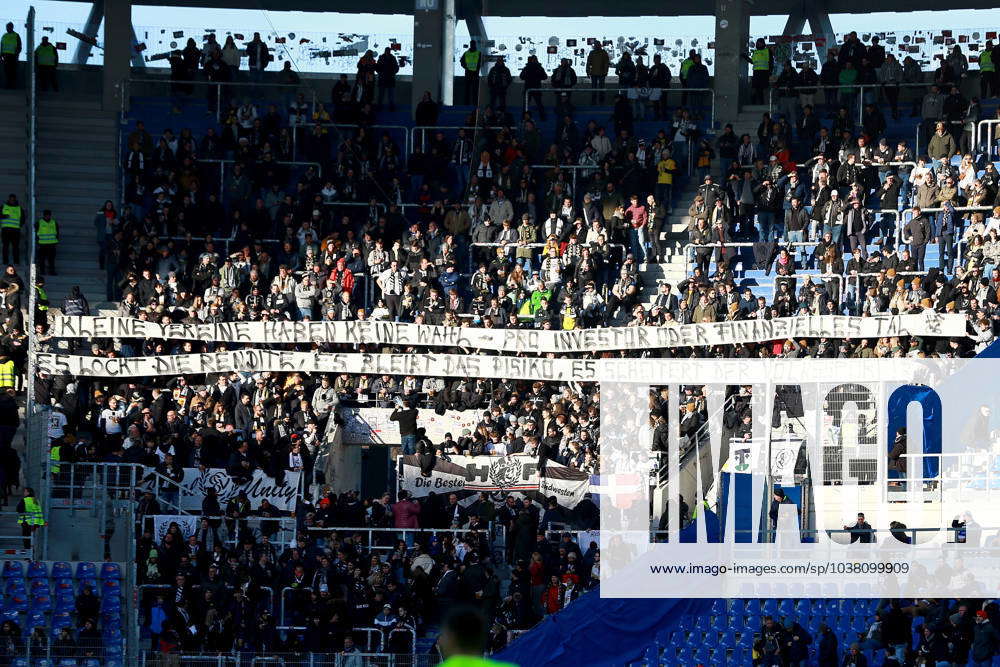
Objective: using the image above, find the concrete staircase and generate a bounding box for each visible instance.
[635,182,700,309]
[36,93,118,306]
[0,90,27,272]
[731,104,770,141]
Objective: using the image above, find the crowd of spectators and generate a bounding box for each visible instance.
[14,22,1000,665]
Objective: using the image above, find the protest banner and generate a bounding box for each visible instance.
[37,351,927,384]
[339,407,478,444]
[396,454,591,508]
[141,467,301,511]
[49,313,964,352]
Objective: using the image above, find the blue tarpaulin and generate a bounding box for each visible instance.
[494,589,712,667]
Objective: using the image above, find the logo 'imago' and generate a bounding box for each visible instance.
[488,456,522,491]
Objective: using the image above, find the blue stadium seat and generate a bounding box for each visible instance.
[710,599,727,615]
[762,598,778,616]
[731,599,747,616]
[0,606,17,623]
[26,562,47,580]
[57,659,79,667]
[101,580,121,597]
[9,658,27,667]
[7,592,28,612]
[4,577,25,595]
[82,660,102,667]
[99,563,122,581]
[75,563,97,580]
[50,611,73,630]
[53,596,74,614]
[29,578,49,594]
[29,593,52,614]
[53,578,73,594]
[2,562,23,579]
[25,611,46,630]
[51,563,72,580]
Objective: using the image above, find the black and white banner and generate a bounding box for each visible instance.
[38,351,930,383]
[340,407,478,445]
[152,514,200,542]
[49,313,964,352]
[396,454,591,508]
[142,467,301,511]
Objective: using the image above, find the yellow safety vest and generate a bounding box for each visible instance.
[680,58,693,78]
[20,496,43,525]
[35,286,47,311]
[0,33,17,55]
[752,48,770,71]
[0,361,14,388]
[1,204,21,230]
[35,43,56,66]
[463,50,480,73]
[981,50,995,73]
[49,445,61,474]
[37,218,57,244]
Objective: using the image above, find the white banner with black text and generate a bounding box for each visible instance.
[49,313,965,352]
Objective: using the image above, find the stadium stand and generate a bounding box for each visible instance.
[1,10,1000,666]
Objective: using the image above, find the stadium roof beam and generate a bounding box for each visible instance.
[60,0,1000,13]
[74,0,145,69]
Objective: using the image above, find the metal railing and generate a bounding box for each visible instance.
[896,451,1000,502]
[24,8,41,555]
[974,118,1000,153]
[122,77,316,122]
[140,514,298,548]
[767,81,930,126]
[523,86,717,130]
[137,652,441,667]
[468,240,626,273]
[683,241,818,276]
[200,157,323,201]
[410,125,508,154]
[295,123,412,161]
[304,525,496,554]
[897,205,992,245]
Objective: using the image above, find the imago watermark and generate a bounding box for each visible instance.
[597,358,1000,598]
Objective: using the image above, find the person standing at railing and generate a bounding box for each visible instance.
[624,195,647,263]
[375,47,400,112]
[203,49,230,118]
[743,38,773,106]
[486,55,512,113]
[980,40,997,100]
[939,200,958,274]
[878,53,904,121]
[16,487,42,549]
[33,35,57,92]
[460,40,482,106]
[903,206,932,271]
[551,58,577,118]
[1,23,21,90]
[585,41,610,105]
[245,32,271,86]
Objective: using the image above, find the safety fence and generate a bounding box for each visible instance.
[122,77,317,123]
[409,125,507,155]
[293,123,411,161]
[523,86,716,130]
[767,82,930,126]
[136,651,441,667]
[2,644,125,665]
[304,525,504,563]
[683,241,819,276]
